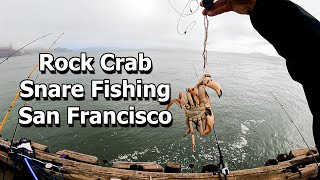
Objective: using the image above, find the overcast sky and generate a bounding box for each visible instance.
[1,0,319,56]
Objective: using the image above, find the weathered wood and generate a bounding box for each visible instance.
[0,139,10,147]
[1,138,319,180]
[112,161,164,172]
[33,149,320,179]
[56,150,98,165]
[0,151,13,166]
[0,167,14,180]
[290,148,318,158]
[165,162,181,173]
[289,154,320,167]
[0,138,48,152]
[31,142,49,152]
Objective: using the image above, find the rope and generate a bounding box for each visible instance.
[270,92,319,166]
[203,15,209,69]
[0,33,64,133]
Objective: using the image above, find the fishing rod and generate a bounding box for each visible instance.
[270,92,319,166]
[1,34,64,180]
[0,33,64,134]
[213,128,229,179]
[11,74,40,143]
[0,33,53,65]
[192,64,228,178]
[0,33,52,136]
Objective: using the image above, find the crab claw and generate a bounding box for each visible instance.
[203,77,222,98]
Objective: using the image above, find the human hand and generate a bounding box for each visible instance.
[200,0,256,16]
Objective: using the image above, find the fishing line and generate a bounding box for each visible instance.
[0,34,48,116]
[213,128,228,180]
[167,0,199,35]
[270,92,319,166]
[11,74,40,142]
[0,33,53,65]
[192,64,227,177]
[192,64,200,81]
[1,34,63,180]
[0,33,64,134]
[167,0,199,17]
[168,0,211,69]
[231,161,238,170]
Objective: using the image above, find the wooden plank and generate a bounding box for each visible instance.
[289,154,320,167]
[165,162,181,173]
[56,149,98,164]
[31,142,49,152]
[0,138,48,152]
[1,138,320,180]
[34,149,317,179]
[112,161,164,172]
[290,148,318,158]
[0,151,13,166]
[0,139,10,146]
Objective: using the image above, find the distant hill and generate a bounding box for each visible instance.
[0,47,21,58]
[53,47,72,53]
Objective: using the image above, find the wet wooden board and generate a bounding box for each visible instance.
[0,138,48,152]
[112,161,164,172]
[31,142,49,152]
[33,148,320,179]
[164,162,181,173]
[56,149,98,164]
[290,148,318,157]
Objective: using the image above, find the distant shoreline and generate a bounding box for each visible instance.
[0,47,72,58]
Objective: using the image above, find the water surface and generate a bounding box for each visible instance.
[0,50,313,172]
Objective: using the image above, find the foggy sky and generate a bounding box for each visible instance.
[1,0,319,56]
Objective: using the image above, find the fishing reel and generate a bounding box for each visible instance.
[202,0,214,9]
[221,167,229,176]
[214,166,229,177]
[201,164,229,176]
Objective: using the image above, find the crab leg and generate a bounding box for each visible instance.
[201,116,207,134]
[188,118,196,152]
[166,92,190,110]
[183,116,191,138]
[202,108,215,135]
[179,92,190,110]
[186,88,195,109]
[189,87,200,106]
[166,99,181,110]
[195,118,204,135]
